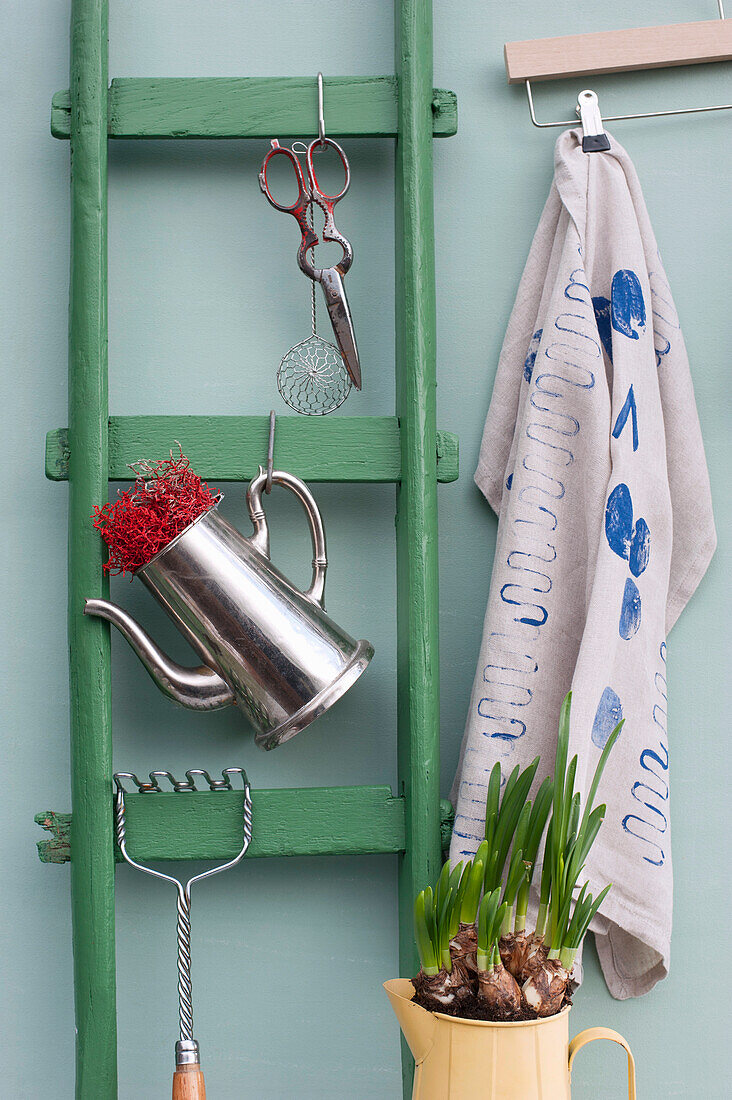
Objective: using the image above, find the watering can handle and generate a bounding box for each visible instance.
[246,467,328,609]
[568,1027,636,1100]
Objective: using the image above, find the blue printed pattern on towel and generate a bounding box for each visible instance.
[452,265,601,853]
[612,386,639,452]
[622,642,669,866]
[648,263,680,369]
[604,484,651,577]
[592,296,613,362]
[611,269,646,340]
[604,272,652,639]
[524,329,543,383]
[592,686,623,748]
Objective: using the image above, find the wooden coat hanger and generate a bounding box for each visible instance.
[505,2,731,136]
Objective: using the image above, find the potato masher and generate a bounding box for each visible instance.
[114,767,253,1099]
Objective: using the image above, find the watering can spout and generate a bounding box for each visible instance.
[84,598,236,711]
[384,980,437,1066]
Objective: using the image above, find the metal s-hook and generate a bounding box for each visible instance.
[265,410,276,494]
[317,72,326,144]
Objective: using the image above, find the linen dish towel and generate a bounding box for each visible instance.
[449,128,715,999]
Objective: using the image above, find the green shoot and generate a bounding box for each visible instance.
[434,860,452,917]
[559,883,612,970]
[500,847,529,936]
[546,692,622,958]
[415,856,495,976]
[476,888,506,972]
[484,763,502,856]
[498,764,520,821]
[437,884,454,971]
[578,723,624,844]
[515,776,553,932]
[535,816,553,938]
[432,863,459,968]
[444,863,467,963]
[458,855,486,926]
[414,877,459,976]
[414,889,439,976]
[484,756,540,893]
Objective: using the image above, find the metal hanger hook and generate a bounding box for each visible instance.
[317,72,326,144]
[265,410,276,494]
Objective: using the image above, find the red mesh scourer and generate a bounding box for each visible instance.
[92,447,218,577]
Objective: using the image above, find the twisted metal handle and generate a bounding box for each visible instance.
[176,885,194,1041]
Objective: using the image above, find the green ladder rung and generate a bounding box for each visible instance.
[51,76,458,139]
[36,786,455,863]
[46,415,459,483]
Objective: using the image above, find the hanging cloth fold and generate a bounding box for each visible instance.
[449,128,715,999]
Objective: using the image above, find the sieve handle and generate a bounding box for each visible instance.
[246,467,328,609]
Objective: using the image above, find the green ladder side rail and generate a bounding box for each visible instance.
[40,2,455,1096]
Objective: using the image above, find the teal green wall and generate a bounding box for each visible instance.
[2,2,729,1096]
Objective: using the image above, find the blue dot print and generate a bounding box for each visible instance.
[524,329,543,383]
[629,517,651,578]
[605,484,651,577]
[605,483,651,639]
[605,483,634,560]
[611,269,646,340]
[619,577,642,639]
[592,687,623,748]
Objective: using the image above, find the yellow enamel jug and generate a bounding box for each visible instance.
[385,979,636,1100]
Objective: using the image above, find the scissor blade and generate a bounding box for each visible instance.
[319,268,362,390]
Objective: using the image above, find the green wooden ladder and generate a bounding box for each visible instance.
[37,2,458,1096]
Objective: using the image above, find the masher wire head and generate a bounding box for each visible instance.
[113,768,253,882]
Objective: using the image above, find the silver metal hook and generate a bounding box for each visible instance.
[317,72,326,144]
[265,410,276,495]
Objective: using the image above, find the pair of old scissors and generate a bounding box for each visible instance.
[259,137,361,390]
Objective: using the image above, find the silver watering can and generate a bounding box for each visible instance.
[85,468,374,750]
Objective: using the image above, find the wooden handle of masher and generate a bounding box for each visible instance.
[173,1041,206,1100]
[172,1061,206,1100]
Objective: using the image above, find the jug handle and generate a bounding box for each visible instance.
[246,467,328,609]
[568,1027,636,1100]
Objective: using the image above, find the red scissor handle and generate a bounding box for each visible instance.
[259,138,353,280]
[306,137,350,205]
[258,140,318,271]
[306,138,353,277]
